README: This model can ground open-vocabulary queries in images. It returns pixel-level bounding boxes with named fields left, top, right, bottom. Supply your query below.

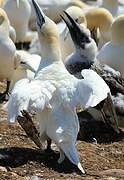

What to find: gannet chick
left=97, top=15, right=124, bottom=77
left=5, top=0, right=110, bottom=174
left=100, top=0, right=124, bottom=18
left=62, top=11, right=97, bottom=78
left=3, top=0, right=37, bottom=43
left=85, top=8, right=114, bottom=48
left=10, top=50, right=41, bottom=91
left=28, top=0, right=88, bottom=30
left=29, top=6, right=87, bottom=60
left=0, top=8, right=16, bottom=100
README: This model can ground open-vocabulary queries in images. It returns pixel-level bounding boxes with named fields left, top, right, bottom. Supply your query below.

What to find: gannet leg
left=0, top=81, right=10, bottom=101
left=58, top=149, right=65, bottom=164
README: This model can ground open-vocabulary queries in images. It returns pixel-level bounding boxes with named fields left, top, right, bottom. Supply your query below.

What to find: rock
left=99, top=169, right=124, bottom=178
left=0, top=166, right=7, bottom=172
left=106, top=177, right=116, bottom=180
left=30, top=176, right=39, bottom=180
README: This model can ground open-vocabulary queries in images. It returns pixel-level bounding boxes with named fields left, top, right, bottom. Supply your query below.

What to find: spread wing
left=4, top=78, right=56, bottom=122
left=58, top=69, right=110, bottom=109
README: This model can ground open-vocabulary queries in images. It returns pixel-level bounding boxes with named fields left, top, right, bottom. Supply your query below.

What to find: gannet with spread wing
left=5, top=0, right=110, bottom=173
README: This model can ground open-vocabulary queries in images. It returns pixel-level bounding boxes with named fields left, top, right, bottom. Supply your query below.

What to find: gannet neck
left=0, top=8, right=9, bottom=37
left=85, top=8, right=113, bottom=32
left=75, top=38, right=97, bottom=61
left=32, top=0, right=61, bottom=62
left=111, top=15, right=124, bottom=45
left=102, top=0, right=118, bottom=9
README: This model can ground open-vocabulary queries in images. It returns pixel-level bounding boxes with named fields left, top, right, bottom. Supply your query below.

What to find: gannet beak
left=32, top=0, right=45, bottom=29
left=16, top=0, right=19, bottom=8
left=61, top=11, right=90, bottom=47
left=20, top=61, right=36, bottom=73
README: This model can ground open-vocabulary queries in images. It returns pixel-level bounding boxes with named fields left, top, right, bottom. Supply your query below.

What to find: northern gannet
left=85, top=8, right=114, bottom=48
left=0, top=8, right=16, bottom=100
left=97, top=15, right=124, bottom=77
left=3, top=0, right=37, bottom=43
left=5, top=0, right=110, bottom=173
left=29, top=6, right=87, bottom=60
left=28, top=0, right=88, bottom=30
left=62, top=11, right=97, bottom=78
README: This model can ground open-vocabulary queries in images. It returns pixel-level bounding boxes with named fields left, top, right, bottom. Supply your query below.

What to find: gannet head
left=0, top=8, right=10, bottom=36
left=111, top=15, right=124, bottom=45
left=61, top=11, right=91, bottom=48
left=14, top=50, right=36, bottom=72
left=65, top=6, right=87, bottom=27
left=32, top=0, right=61, bottom=61
left=85, top=8, right=113, bottom=32
left=62, top=11, right=97, bottom=60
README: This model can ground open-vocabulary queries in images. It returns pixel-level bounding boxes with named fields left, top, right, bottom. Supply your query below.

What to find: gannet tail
left=60, top=144, right=85, bottom=174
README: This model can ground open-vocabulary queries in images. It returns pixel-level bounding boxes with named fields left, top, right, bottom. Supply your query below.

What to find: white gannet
left=5, top=0, right=110, bottom=173
left=0, top=8, right=16, bottom=100
left=3, top=0, right=37, bottom=43
left=10, top=50, right=41, bottom=91
left=85, top=8, right=114, bottom=48
left=28, top=0, right=88, bottom=30
left=29, top=6, right=87, bottom=60
left=62, top=11, right=97, bottom=78
left=97, top=15, right=124, bottom=77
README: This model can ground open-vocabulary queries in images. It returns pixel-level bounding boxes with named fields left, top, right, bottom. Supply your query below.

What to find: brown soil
left=0, top=81, right=124, bottom=180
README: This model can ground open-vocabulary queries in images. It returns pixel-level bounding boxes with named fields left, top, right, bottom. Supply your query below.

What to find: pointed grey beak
left=32, top=0, right=45, bottom=28
left=61, top=11, right=90, bottom=47
left=20, top=61, right=36, bottom=73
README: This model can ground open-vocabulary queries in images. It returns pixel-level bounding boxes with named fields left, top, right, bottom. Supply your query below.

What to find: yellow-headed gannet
left=3, top=0, right=37, bottom=43
left=5, top=0, right=110, bottom=173
left=97, top=14, right=124, bottom=77
left=85, top=8, right=114, bottom=48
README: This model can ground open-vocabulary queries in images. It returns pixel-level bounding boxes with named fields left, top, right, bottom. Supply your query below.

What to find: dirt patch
left=0, top=81, right=124, bottom=180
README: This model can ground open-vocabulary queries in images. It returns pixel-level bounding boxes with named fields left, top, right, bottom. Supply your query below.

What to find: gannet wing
left=4, top=78, right=56, bottom=122
left=59, top=69, right=110, bottom=109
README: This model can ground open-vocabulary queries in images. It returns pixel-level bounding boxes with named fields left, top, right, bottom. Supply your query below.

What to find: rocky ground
left=0, top=82, right=124, bottom=180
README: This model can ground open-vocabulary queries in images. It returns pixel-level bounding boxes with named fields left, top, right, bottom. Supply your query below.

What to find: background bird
left=3, top=0, right=37, bottom=44
left=97, top=14, right=124, bottom=77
